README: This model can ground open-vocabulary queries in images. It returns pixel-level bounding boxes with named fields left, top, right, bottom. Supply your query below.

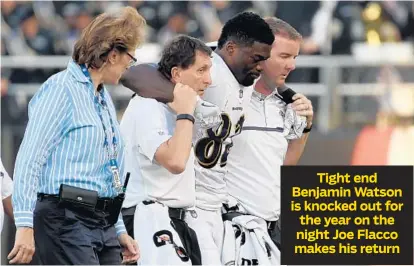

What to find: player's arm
left=284, top=131, right=311, bottom=165
left=284, top=93, right=313, bottom=165
left=155, top=121, right=194, bottom=174
left=138, top=84, right=198, bottom=174
left=121, top=63, right=174, bottom=104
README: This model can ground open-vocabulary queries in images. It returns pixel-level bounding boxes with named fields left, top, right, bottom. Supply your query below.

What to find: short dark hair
left=217, top=12, right=274, bottom=49
left=158, top=35, right=213, bottom=80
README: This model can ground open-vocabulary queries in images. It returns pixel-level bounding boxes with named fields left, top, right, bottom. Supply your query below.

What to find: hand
left=8, top=227, right=35, bottom=264
left=291, top=93, right=313, bottom=127
left=168, top=83, right=198, bottom=115
left=118, top=233, right=140, bottom=264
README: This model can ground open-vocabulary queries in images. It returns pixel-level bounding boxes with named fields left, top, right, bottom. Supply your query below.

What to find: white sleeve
left=0, top=160, right=13, bottom=199
left=134, top=100, right=172, bottom=162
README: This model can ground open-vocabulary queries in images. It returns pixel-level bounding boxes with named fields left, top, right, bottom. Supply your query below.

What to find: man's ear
left=225, top=41, right=237, bottom=56
left=171, top=66, right=180, bottom=83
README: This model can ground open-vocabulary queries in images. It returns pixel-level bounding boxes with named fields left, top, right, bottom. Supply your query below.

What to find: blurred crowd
left=2, top=0, right=414, bottom=85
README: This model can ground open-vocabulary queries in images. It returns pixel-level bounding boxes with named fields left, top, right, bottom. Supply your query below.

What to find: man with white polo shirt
left=120, top=35, right=214, bottom=265
left=225, top=17, right=314, bottom=251
left=120, top=12, right=275, bottom=265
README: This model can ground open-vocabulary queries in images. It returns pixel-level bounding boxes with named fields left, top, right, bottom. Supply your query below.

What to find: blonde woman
left=9, top=7, right=146, bottom=265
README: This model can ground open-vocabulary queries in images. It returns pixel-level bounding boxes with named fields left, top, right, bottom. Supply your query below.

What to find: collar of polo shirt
left=252, top=89, right=281, bottom=101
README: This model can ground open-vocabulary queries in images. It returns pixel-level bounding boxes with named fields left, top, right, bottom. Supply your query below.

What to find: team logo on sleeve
left=153, top=230, right=189, bottom=262
left=157, top=129, right=166, bottom=136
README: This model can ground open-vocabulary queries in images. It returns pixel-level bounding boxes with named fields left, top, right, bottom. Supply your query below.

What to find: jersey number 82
left=195, top=113, right=244, bottom=169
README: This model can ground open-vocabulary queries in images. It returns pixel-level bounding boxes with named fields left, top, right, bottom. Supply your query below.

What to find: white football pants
left=133, top=202, right=192, bottom=265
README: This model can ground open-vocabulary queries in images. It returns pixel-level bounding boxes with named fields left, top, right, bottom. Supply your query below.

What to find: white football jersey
left=193, top=52, right=253, bottom=211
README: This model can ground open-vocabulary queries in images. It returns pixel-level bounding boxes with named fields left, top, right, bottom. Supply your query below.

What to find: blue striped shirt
left=12, top=59, right=126, bottom=235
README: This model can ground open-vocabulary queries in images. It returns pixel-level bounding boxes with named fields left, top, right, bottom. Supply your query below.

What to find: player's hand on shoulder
left=168, top=83, right=198, bottom=115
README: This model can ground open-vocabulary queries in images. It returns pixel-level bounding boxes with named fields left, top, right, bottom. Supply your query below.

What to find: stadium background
left=1, top=1, right=414, bottom=264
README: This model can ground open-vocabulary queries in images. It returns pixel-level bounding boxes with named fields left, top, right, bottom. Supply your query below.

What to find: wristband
left=303, top=124, right=312, bottom=133
left=176, top=114, right=195, bottom=124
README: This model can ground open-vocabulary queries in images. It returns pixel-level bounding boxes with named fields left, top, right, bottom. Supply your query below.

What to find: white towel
left=282, top=103, right=307, bottom=140
left=193, top=97, right=222, bottom=142
left=222, top=214, right=281, bottom=266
